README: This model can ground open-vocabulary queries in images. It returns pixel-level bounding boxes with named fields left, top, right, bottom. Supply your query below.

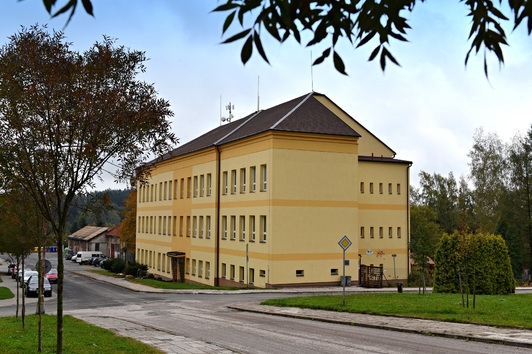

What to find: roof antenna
left=257, top=75, right=260, bottom=112
left=221, top=99, right=234, bottom=125
left=310, top=51, right=314, bottom=92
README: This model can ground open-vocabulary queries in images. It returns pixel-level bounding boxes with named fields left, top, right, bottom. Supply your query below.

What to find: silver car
left=25, top=275, right=52, bottom=297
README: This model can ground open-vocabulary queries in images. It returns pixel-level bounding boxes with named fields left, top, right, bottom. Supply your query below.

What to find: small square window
left=296, top=270, right=304, bottom=277
left=330, top=269, right=338, bottom=275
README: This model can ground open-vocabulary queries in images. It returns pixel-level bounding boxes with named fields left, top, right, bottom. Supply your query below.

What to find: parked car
left=92, top=257, right=106, bottom=267
left=21, top=270, right=38, bottom=287
left=12, top=265, right=22, bottom=279
left=25, top=275, right=52, bottom=297
left=7, top=263, right=16, bottom=275
left=44, top=269, right=58, bottom=284
left=71, top=255, right=77, bottom=262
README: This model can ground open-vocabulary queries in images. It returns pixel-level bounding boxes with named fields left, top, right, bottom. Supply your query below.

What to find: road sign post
left=338, top=235, right=352, bottom=305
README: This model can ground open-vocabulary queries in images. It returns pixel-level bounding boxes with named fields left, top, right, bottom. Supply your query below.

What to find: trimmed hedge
left=433, top=231, right=515, bottom=294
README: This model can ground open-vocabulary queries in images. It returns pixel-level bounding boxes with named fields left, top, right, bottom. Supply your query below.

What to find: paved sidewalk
left=1, top=262, right=532, bottom=352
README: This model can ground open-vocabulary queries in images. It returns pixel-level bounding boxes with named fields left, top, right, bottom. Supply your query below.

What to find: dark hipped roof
left=157, top=92, right=361, bottom=162
left=67, top=226, right=109, bottom=241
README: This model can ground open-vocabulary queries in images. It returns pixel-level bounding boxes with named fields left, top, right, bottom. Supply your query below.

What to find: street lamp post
left=392, top=254, right=397, bottom=281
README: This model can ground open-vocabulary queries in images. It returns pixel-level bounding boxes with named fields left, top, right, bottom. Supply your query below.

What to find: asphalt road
left=1, top=253, right=529, bottom=353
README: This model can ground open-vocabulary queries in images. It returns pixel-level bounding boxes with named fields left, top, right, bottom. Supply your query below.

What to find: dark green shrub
left=124, top=262, right=148, bottom=277
left=110, top=258, right=126, bottom=274
left=434, top=231, right=515, bottom=294
left=101, top=259, right=112, bottom=271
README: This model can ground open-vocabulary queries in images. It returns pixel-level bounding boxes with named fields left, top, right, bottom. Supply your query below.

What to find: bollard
left=397, top=282, right=403, bottom=293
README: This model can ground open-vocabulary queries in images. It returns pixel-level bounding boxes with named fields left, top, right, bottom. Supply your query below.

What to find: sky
left=1, top=1, right=530, bottom=191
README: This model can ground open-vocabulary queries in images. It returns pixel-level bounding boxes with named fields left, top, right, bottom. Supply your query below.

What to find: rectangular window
left=360, top=227, right=365, bottom=239
left=198, top=261, right=203, bottom=278
left=259, top=269, right=266, bottom=277
left=296, top=270, right=304, bottom=277
left=173, top=179, right=178, bottom=199
left=193, top=176, right=198, bottom=197
left=223, top=171, right=228, bottom=194
left=240, top=168, right=246, bottom=193
left=250, top=215, right=256, bottom=242
left=199, top=216, right=204, bottom=238
left=360, top=182, right=364, bottom=193
left=239, top=266, right=245, bottom=282
left=397, top=227, right=402, bottom=238
left=249, top=268, right=255, bottom=284
left=172, top=216, right=177, bottom=236
left=164, top=181, right=168, bottom=200
left=206, top=216, right=211, bottom=239
left=379, top=226, right=383, bottom=238
left=388, top=227, right=393, bottom=238
left=221, top=263, right=226, bottom=278
left=379, top=183, right=383, bottom=194
left=180, top=178, right=185, bottom=199
left=158, top=216, right=162, bottom=235
left=222, top=216, right=227, bottom=240
left=186, top=258, right=190, bottom=274
left=179, top=216, right=184, bottom=236
left=207, top=173, right=212, bottom=196
left=260, top=215, right=267, bottom=242
left=159, top=182, right=163, bottom=201
left=192, top=216, right=197, bottom=237
left=370, top=226, right=374, bottom=238
left=240, top=215, right=246, bottom=241
left=260, top=164, right=267, bottom=191
left=192, top=259, right=196, bottom=276
left=186, top=216, right=191, bottom=237
left=200, top=175, right=205, bottom=197
left=187, top=177, right=191, bottom=198
left=231, top=169, right=237, bottom=194
left=331, top=269, right=338, bottom=275
left=206, top=262, right=210, bottom=279
left=397, top=183, right=401, bottom=195
left=388, top=183, right=392, bottom=194
left=250, top=166, right=256, bottom=192
left=370, top=182, right=374, bottom=194
left=230, top=215, right=236, bottom=240
left=230, top=265, right=235, bottom=280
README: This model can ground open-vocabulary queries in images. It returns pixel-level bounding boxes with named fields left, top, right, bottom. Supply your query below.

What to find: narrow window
left=180, top=178, right=184, bottom=198
left=207, top=173, right=212, bottom=196
left=222, top=216, right=227, bottom=239
left=186, top=216, right=191, bottom=237
left=198, top=261, right=203, bottom=278
left=221, top=263, right=226, bottom=278
left=193, top=176, right=198, bottom=197
left=370, top=226, right=374, bottom=238
left=173, top=216, right=177, bottom=236
left=159, top=182, right=163, bottom=201
left=186, top=258, right=190, bottom=274
left=179, top=216, right=184, bottom=236
left=250, top=166, right=256, bottom=192
left=206, top=216, right=211, bottom=239
left=360, top=226, right=365, bottom=239
left=231, top=215, right=236, bottom=240
left=240, top=215, right=246, bottom=241
left=360, top=182, right=364, bottom=193
left=239, top=266, right=245, bottom=282
left=397, top=227, right=402, bottom=238
left=206, top=262, right=210, bottom=279
left=249, top=268, right=255, bottom=284
left=379, top=183, right=383, bottom=194
left=192, top=216, right=197, bottom=237
left=369, top=182, right=374, bottom=194
left=240, top=168, right=246, bottom=193
left=250, top=215, right=256, bottom=242
left=231, top=169, right=237, bottom=194
left=260, top=164, right=267, bottom=191
left=230, top=265, right=235, bottom=280
left=397, top=183, right=401, bottom=195
left=379, top=226, right=383, bottom=238
left=199, top=216, right=204, bottom=238
left=200, top=175, right=205, bottom=197
left=192, top=259, right=196, bottom=276
left=388, top=183, right=392, bottom=194
left=388, top=227, right=393, bottom=238
left=173, top=179, right=178, bottom=199
left=260, top=215, right=267, bottom=242
left=223, top=171, right=228, bottom=194
left=164, top=181, right=168, bottom=200
left=187, top=177, right=191, bottom=198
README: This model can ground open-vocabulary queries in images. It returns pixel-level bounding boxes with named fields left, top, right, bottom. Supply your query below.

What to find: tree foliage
left=434, top=231, right=515, bottom=295
left=0, top=25, right=176, bottom=353
left=36, top=0, right=532, bottom=76
left=119, top=189, right=137, bottom=256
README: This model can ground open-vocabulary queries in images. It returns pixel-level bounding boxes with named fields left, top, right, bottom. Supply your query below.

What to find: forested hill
left=67, top=189, right=131, bottom=233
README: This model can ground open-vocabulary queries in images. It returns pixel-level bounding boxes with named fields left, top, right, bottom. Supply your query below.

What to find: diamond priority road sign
left=338, top=235, right=352, bottom=251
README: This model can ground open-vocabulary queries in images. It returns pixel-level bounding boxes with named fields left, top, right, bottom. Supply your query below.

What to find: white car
left=21, top=270, right=38, bottom=287
left=25, top=275, right=52, bottom=297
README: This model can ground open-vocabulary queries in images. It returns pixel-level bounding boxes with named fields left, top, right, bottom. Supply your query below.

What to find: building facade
left=136, top=93, right=411, bottom=288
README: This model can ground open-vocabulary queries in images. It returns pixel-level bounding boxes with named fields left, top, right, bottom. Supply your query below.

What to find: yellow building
left=136, top=92, right=411, bottom=288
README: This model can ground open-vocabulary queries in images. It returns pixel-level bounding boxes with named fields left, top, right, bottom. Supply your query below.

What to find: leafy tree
left=417, top=171, right=459, bottom=233
left=409, top=205, right=442, bottom=292
left=35, top=0, right=532, bottom=76
left=0, top=26, right=176, bottom=353
left=468, top=128, right=508, bottom=234
left=119, top=189, right=137, bottom=262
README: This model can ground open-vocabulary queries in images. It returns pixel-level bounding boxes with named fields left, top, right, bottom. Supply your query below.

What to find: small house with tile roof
left=68, top=226, right=112, bottom=256
left=136, top=92, right=412, bottom=287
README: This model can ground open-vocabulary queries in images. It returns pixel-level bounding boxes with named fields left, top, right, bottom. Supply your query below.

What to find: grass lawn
left=262, top=293, right=532, bottom=329
left=0, top=314, right=162, bottom=353
left=0, top=286, right=14, bottom=300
